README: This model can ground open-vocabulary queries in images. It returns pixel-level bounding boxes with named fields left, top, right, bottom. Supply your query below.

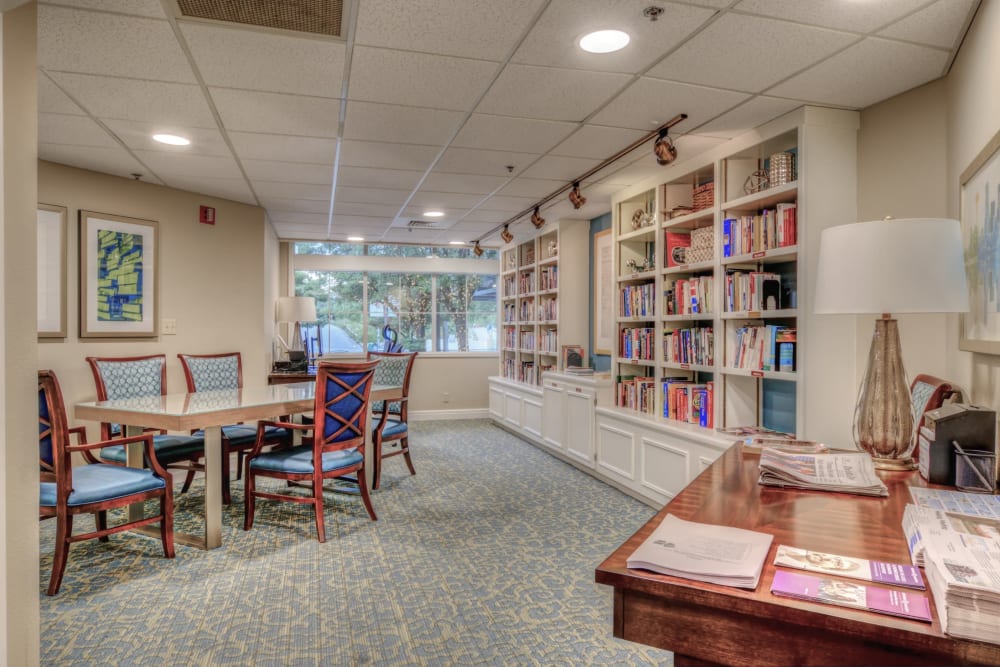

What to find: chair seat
left=40, top=464, right=166, bottom=507
left=191, top=424, right=292, bottom=447
left=375, top=418, right=407, bottom=438
left=99, top=434, right=204, bottom=465
left=249, top=444, right=362, bottom=474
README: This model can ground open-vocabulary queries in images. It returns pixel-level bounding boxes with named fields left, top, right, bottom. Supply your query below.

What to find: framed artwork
left=562, top=344, right=584, bottom=370
left=79, top=210, right=158, bottom=338
left=37, top=204, right=67, bottom=338
left=593, top=228, right=613, bottom=355
left=959, top=125, right=1000, bottom=353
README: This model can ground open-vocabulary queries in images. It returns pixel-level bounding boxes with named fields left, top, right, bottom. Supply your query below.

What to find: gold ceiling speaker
left=500, top=225, right=514, bottom=243
left=530, top=207, right=545, bottom=229
left=568, top=182, right=587, bottom=209
left=473, top=241, right=484, bottom=257
left=654, top=128, right=678, bottom=165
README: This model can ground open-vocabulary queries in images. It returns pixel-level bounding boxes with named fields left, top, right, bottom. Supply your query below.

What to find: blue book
left=723, top=218, right=733, bottom=257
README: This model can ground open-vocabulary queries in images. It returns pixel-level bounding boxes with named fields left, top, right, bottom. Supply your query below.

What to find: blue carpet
left=40, top=420, right=673, bottom=666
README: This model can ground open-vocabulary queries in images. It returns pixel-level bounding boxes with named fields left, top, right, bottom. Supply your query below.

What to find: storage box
left=919, top=403, right=997, bottom=488
left=692, top=182, right=714, bottom=211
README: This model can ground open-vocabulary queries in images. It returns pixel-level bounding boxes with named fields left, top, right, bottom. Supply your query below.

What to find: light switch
left=162, top=318, right=177, bottom=335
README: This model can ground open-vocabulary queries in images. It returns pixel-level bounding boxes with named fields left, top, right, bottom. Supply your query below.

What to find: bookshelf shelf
left=721, top=309, right=798, bottom=319
left=662, top=313, right=715, bottom=322
left=721, top=366, right=796, bottom=381
left=662, top=208, right=714, bottom=231
left=662, top=362, right=716, bottom=373
left=721, top=245, right=798, bottom=266
left=722, top=180, right=798, bottom=211
left=663, top=260, right=715, bottom=275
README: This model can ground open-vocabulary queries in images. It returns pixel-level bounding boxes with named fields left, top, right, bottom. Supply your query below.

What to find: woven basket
left=692, top=182, right=714, bottom=211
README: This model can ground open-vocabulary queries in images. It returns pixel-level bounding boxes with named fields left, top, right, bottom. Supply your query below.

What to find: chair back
left=366, top=351, right=417, bottom=416
left=86, top=354, right=167, bottom=440
left=178, top=352, right=243, bottom=392
left=39, top=370, right=71, bottom=491
left=312, top=360, right=379, bottom=455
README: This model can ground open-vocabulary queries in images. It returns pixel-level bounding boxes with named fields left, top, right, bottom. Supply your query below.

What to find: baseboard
left=409, top=408, right=491, bottom=421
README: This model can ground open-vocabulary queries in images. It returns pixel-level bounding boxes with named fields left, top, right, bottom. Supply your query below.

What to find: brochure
left=774, top=545, right=925, bottom=590
left=908, top=487, right=1000, bottom=520
left=770, top=570, right=932, bottom=622
left=757, top=447, right=888, bottom=497
left=901, top=503, right=1000, bottom=566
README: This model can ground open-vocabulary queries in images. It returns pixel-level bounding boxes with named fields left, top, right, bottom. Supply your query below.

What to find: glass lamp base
left=870, top=456, right=917, bottom=471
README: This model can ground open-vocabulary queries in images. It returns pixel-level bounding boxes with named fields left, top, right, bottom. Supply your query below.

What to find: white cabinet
left=541, top=380, right=566, bottom=451
left=487, top=376, right=543, bottom=439
left=540, top=372, right=601, bottom=468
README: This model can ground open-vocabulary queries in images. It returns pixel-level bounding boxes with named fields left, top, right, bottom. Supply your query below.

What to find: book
left=770, top=571, right=932, bottom=622
left=627, top=514, right=773, bottom=589
left=758, top=448, right=889, bottom=497
left=773, top=545, right=925, bottom=589
left=665, top=231, right=691, bottom=268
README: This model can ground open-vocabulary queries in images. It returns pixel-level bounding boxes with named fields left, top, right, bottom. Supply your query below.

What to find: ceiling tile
left=266, top=210, right=328, bottom=225
left=693, top=96, right=803, bottom=138
left=162, top=175, right=256, bottom=205
left=256, top=180, right=334, bottom=200
left=734, top=0, right=932, bottom=33
left=399, top=205, right=470, bottom=222
left=229, top=132, right=337, bottom=165
left=39, top=113, right=118, bottom=148
left=459, top=209, right=511, bottom=224
left=260, top=197, right=331, bottom=214
left=180, top=23, right=344, bottom=97
left=452, top=114, right=577, bottom=153
left=590, top=78, right=750, bottom=131
left=337, top=166, right=425, bottom=190
left=349, top=46, right=498, bottom=111
left=878, top=0, right=977, bottom=49
left=436, top=146, right=540, bottom=177
left=670, top=133, right=730, bottom=157
left=271, top=222, right=327, bottom=239
left=49, top=72, right=216, bottom=127
left=512, top=0, right=715, bottom=73
left=211, top=88, right=341, bottom=137
left=331, top=215, right=396, bottom=231
left=767, top=38, right=949, bottom=108
left=243, top=160, right=333, bottom=185
left=647, top=14, right=857, bottom=93
left=550, top=125, right=647, bottom=159
left=342, top=101, right=465, bottom=144
left=336, top=186, right=411, bottom=205
left=339, top=140, right=440, bottom=171
left=39, top=142, right=150, bottom=180
left=43, top=0, right=167, bottom=19
left=476, top=65, right=630, bottom=122
left=39, top=5, right=195, bottom=83
left=422, top=172, right=509, bottom=195
left=499, top=178, right=563, bottom=198
left=408, top=191, right=487, bottom=209
left=104, top=120, right=231, bottom=155
left=333, top=201, right=402, bottom=218
left=355, top=0, right=543, bottom=60
left=519, top=154, right=602, bottom=181
left=379, top=228, right=442, bottom=243
left=477, top=194, right=537, bottom=212
left=134, top=151, right=243, bottom=180
left=38, top=75, right=85, bottom=115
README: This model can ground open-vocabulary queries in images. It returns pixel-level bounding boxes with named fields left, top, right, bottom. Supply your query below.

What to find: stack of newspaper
left=626, top=514, right=773, bottom=589
left=757, top=448, right=888, bottom=497
left=922, top=529, right=1000, bottom=644
left=902, top=488, right=1000, bottom=566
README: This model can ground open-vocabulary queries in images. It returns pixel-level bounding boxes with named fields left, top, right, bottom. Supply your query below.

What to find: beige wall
left=37, top=161, right=271, bottom=434
left=2, top=4, right=40, bottom=665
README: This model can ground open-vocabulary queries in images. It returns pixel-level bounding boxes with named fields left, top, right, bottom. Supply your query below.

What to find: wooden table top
left=595, top=444, right=1000, bottom=666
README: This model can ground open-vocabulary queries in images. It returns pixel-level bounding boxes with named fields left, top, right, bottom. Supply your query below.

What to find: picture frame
left=37, top=204, right=67, bottom=338
left=562, top=344, right=585, bottom=370
left=79, top=210, right=158, bottom=338
left=959, top=125, right=1000, bottom=353
left=593, top=228, right=613, bottom=355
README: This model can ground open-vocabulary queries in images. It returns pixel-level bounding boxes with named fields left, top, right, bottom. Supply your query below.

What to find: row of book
left=620, top=327, right=655, bottom=361
left=502, top=303, right=516, bottom=323
left=538, top=296, right=557, bottom=321
left=539, top=329, right=558, bottom=354
left=663, top=327, right=714, bottom=366
left=665, top=275, right=713, bottom=315
left=663, top=378, right=714, bottom=427
left=538, top=265, right=558, bottom=291
left=723, top=202, right=797, bottom=257
left=518, top=300, right=534, bottom=321
left=724, top=270, right=782, bottom=312
left=615, top=375, right=657, bottom=414
left=502, top=275, right=516, bottom=298
left=518, top=271, right=534, bottom=293
left=728, top=323, right=796, bottom=372
left=620, top=283, right=656, bottom=318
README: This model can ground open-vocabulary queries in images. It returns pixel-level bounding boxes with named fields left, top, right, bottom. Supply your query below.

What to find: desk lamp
left=275, top=296, right=317, bottom=358
left=814, top=218, right=969, bottom=470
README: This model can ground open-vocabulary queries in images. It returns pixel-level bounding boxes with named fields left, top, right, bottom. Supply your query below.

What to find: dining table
left=75, top=380, right=403, bottom=550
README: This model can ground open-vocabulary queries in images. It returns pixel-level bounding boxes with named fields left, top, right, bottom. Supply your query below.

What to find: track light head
left=473, top=241, right=484, bottom=257
left=530, top=207, right=545, bottom=229
left=654, top=128, right=678, bottom=165
left=500, top=225, right=514, bottom=244
left=568, top=182, right=587, bottom=209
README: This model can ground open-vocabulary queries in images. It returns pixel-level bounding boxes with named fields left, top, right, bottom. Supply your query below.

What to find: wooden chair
left=39, top=370, right=175, bottom=595
left=85, top=354, right=205, bottom=493
left=367, top=351, right=418, bottom=490
left=177, top=352, right=291, bottom=504
left=243, top=360, right=380, bottom=542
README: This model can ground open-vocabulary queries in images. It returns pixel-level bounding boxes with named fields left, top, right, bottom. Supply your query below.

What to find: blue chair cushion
left=40, top=464, right=166, bottom=507
left=99, top=434, right=204, bottom=465
left=191, top=424, right=291, bottom=447
left=375, top=418, right=407, bottom=438
left=249, top=444, right=362, bottom=474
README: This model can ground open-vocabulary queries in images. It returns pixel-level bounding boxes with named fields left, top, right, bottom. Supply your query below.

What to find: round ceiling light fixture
left=423, top=210, right=445, bottom=217
left=579, top=29, right=630, bottom=54
left=347, top=236, right=364, bottom=242
left=152, top=133, right=190, bottom=146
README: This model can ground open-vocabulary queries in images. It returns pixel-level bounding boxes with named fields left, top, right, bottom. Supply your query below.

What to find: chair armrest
left=248, top=420, right=313, bottom=457
left=68, top=433, right=170, bottom=478
left=68, top=425, right=88, bottom=444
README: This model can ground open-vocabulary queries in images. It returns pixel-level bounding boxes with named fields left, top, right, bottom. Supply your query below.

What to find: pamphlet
left=773, top=544, right=925, bottom=590
left=626, top=514, right=773, bottom=589
left=901, top=503, right=1000, bottom=566
left=908, top=487, right=1000, bottom=520
left=922, top=529, right=1000, bottom=643
left=757, top=447, right=888, bottom=497
left=770, top=570, right=932, bottom=622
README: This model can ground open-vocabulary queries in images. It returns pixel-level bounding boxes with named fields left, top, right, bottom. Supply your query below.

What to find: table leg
left=202, top=425, right=222, bottom=550
left=364, top=401, right=375, bottom=490
left=125, top=424, right=146, bottom=523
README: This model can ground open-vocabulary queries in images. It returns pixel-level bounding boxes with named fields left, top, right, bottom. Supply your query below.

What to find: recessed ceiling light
left=449, top=241, right=465, bottom=245
left=579, top=30, right=630, bottom=54
left=152, top=133, right=190, bottom=146
left=347, top=236, right=364, bottom=242
left=424, top=210, right=445, bottom=217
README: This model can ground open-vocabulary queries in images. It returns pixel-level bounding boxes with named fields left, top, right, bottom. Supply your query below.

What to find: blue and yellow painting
left=96, top=228, right=143, bottom=322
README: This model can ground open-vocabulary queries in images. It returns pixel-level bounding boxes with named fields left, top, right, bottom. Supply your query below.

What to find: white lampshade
left=276, top=296, right=317, bottom=323
left=813, top=218, right=969, bottom=314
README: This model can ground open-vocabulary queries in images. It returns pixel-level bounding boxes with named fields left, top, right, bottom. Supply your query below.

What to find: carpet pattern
left=40, top=420, right=672, bottom=666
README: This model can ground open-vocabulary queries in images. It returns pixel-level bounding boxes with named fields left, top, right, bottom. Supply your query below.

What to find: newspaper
left=758, top=447, right=888, bottom=497
left=922, top=528, right=1000, bottom=643
left=908, top=487, right=1000, bottom=520
left=901, top=503, right=1000, bottom=566
left=626, top=514, right=773, bottom=589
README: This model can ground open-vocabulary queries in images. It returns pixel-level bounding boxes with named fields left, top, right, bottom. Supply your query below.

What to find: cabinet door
left=523, top=395, right=543, bottom=439
left=541, top=381, right=566, bottom=451
left=564, top=387, right=596, bottom=468
left=503, top=391, right=523, bottom=428
left=489, top=383, right=505, bottom=420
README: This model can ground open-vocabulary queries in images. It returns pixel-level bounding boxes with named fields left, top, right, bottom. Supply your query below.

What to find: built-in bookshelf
left=609, top=106, right=859, bottom=445
left=499, top=219, right=588, bottom=386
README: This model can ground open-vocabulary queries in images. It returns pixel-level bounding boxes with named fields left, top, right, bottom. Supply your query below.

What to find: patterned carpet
left=40, top=420, right=673, bottom=666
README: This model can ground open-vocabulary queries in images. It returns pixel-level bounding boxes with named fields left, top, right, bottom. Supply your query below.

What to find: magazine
left=770, top=570, right=932, bottom=622
left=757, top=447, right=888, bottom=497
left=773, top=545, right=925, bottom=590
left=626, top=514, right=773, bottom=589
left=901, top=503, right=1000, bottom=566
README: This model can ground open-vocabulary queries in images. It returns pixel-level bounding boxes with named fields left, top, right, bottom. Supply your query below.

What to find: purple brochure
left=771, top=570, right=932, bottom=622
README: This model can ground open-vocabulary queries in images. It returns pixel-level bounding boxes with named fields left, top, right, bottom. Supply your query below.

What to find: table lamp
left=813, top=218, right=969, bottom=470
left=275, top=296, right=317, bottom=357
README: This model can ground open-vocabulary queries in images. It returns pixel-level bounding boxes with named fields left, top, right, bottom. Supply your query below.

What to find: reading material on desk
left=626, top=514, right=773, bottom=589
left=922, top=529, right=1000, bottom=644
left=770, top=571, right=933, bottom=622
left=901, top=503, right=1000, bottom=566
left=774, top=545, right=925, bottom=589
left=908, top=487, right=1000, bottom=520
left=758, top=447, right=888, bottom=497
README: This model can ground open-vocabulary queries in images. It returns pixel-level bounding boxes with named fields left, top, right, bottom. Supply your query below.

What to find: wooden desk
left=595, top=445, right=1000, bottom=667
left=268, top=371, right=315, bottom=385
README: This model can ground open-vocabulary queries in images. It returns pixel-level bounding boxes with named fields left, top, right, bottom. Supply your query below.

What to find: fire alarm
left=199, top=205, right=216, bottom=225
